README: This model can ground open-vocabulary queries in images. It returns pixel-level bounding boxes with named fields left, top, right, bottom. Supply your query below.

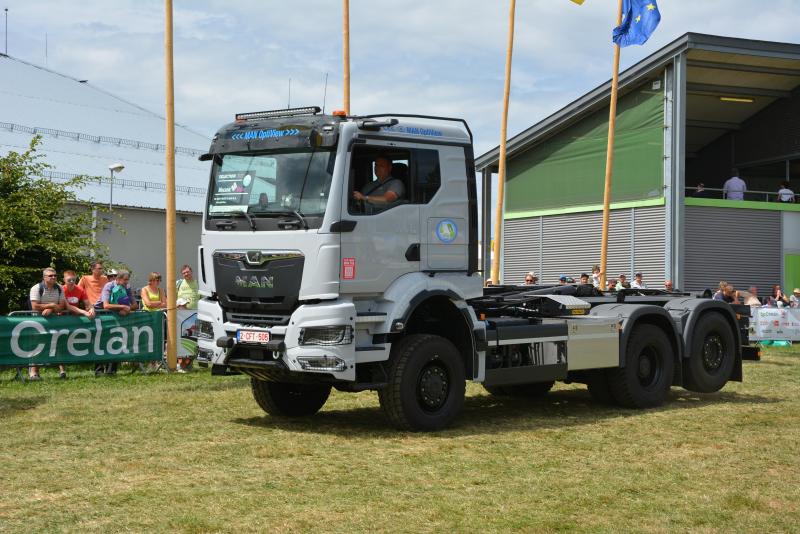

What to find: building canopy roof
left=0, top=54, right=211, bottom=212
left=476, top=33, right=800, bottom=172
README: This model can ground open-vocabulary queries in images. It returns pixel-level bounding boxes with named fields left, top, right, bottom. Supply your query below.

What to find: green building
left=477, top=33, right=800, bottom=294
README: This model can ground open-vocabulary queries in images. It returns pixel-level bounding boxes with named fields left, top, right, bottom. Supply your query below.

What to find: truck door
left=417, top=145, right=470, bottom=272
left=339, top=142, right=421, bottom=295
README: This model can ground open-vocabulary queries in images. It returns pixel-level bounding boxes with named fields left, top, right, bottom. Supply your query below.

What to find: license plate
left=237, top=330, right=270, bottom=344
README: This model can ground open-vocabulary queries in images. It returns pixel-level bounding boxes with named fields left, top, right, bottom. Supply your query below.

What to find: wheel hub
left=418, top=363, right=449, bottom=411
left=637, top=346, right=660, bottom=388
left=702, top=335, right=724, bottom=371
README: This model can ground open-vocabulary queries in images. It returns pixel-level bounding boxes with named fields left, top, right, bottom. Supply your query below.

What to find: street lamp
left=108, top=162, right=124, bottom=209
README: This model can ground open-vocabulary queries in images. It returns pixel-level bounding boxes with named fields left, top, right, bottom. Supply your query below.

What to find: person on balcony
left=776, top=181, right=795, bottom=203
left=722, top=169, right=747, bottom=200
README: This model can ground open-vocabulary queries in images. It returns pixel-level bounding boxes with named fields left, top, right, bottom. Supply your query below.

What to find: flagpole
left=599, top=0, right=624, bottom=291
left=164, top=0, right=178, bottom=371
left=490, top=0, right=516, bottom=285
left=342, top=0, right=350, bottom=114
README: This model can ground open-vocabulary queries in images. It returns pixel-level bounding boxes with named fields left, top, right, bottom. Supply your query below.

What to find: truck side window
left=349, top=146, right=441, bottom=215
left=413, top=149, right=441, bottom=204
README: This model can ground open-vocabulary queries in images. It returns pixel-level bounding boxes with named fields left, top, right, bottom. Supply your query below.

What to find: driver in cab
left=352, top=155, right=405, bottom=207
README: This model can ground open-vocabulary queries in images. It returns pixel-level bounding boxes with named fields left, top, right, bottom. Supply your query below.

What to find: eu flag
left=612, top=0, right=661, bottom=47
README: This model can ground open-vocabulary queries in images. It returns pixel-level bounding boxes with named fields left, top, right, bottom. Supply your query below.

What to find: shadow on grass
left=754, top=359, right=796, bottom=367
left=0, top=396, right=47, bottom=416
left=233, top=387, right=780, bottom=437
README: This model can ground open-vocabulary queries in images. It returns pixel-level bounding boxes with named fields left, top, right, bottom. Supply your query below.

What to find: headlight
left=298, top=326, right=353, bottom=346
left=197, top=319, right=214, bottom=339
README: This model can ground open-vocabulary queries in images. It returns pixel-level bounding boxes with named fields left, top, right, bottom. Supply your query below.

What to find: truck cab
left=196, top=107, right=481, bottom=381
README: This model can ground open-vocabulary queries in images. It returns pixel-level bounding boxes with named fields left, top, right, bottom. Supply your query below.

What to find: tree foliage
left=0, top=137, right=107, bottom=313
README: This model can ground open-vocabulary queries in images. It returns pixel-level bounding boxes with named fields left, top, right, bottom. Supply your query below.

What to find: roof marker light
left=235, top=106, right=321, bottom=121
left=332, top=110, right=347, bottom=117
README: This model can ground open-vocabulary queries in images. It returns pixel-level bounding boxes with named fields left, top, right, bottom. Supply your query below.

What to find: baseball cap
left=107, top=269, right=118, bottom=276
left=635, top=272, right=642, bottom=277
left=794, top=288, right=800, bottom=295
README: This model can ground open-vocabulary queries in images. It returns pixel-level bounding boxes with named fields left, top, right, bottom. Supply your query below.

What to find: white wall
left=96, top=207, right=202, bottom=289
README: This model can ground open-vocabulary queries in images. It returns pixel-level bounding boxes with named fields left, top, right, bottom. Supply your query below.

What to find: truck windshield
left=207, top=150, right=335, bottom=217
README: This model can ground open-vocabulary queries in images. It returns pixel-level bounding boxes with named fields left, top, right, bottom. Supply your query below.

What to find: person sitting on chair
left=352, top=155, right=405, bottom=207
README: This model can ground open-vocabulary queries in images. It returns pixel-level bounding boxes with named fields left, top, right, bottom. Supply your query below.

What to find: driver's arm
left=353, top=190, right=399, bottom=204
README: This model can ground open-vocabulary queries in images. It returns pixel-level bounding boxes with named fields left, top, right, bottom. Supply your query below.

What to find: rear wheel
left=608, top=324, right=674, bottom=408
left=251, top=379, right=331, bottom=417
left=378, top=334, right=465, bottom=431
left=683, top=312, right=736, bottom=393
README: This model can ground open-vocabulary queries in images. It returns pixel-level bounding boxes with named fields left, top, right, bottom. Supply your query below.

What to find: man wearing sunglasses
left=55, top=270, right=96, bottom=379
left=63, top=270, right=96, bottom=319
left=28, top=267, right=67, bottom=380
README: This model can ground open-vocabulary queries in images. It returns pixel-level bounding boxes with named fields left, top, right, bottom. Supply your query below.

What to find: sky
left=4, top=0, right=800, bottom=158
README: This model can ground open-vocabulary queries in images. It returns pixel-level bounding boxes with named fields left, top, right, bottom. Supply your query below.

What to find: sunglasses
left=65, top=278, right=76, bottom=283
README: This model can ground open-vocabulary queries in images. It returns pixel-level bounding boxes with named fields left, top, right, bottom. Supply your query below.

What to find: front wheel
left=251, top=379, right=331, bottom=417
left=607, top=324, right=675, bottom=408
left=378, top=334, right=465, bottom=431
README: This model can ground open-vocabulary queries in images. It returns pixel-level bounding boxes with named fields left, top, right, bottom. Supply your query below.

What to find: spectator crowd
left=691, top=168, right=796, bottom=203
left=500, top=266, right=799, bottom=316
left=24, top=261, right=199, bottom=380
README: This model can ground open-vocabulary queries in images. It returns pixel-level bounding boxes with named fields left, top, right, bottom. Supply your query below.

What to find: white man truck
left=195, top=106, right=751, bottom=431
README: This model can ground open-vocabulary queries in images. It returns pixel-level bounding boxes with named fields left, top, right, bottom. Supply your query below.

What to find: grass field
left=1, top=347, right=799, bottom=533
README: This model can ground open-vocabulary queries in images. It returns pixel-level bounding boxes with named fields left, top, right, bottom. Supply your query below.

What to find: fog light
left=298, top=326, right=353, bottom=346
left=197, top=348, right=214, bottom=362
left=297, top=355, right=347, bottom=372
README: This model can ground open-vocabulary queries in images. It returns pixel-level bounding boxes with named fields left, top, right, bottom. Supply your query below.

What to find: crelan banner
left=0, top=312, right=164, bottom=366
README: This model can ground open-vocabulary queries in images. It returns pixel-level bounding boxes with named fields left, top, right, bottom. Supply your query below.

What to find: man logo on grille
left=235, top=275, right=274, bottom=289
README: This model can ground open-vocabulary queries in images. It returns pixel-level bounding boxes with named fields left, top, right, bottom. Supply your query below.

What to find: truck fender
left=663, top=298, right=743, bottom=382
left=374, top=273, right=478, bottom=379
left=590, top=303, right=683, bottom=384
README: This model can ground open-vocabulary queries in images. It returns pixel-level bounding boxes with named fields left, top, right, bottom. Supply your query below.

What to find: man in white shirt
left=777, top=181, right=795, bottom=203
left=631, top=272, right=647, bottom=289
left=723, top=169, right=747, bottom=200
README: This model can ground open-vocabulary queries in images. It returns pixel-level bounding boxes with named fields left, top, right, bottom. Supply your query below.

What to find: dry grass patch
left=1, top=347, right=799, bottom=533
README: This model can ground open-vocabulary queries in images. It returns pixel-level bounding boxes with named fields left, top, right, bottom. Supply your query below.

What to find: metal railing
left=42, top=169, right=207, bottom=197
left=0, top=121, right=205, bottom=157
left=685, top=186, right=797, bottom=203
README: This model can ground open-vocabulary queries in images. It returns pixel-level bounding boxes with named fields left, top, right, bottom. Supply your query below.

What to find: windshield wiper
left=258, top=209, right=309, bottom=230
left=212, top=210, right=256, bottom=231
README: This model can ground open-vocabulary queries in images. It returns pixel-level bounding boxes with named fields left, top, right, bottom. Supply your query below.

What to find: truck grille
left=213, top=250, right=304, bottom=315
left=225, top=311, right=290, bottom=327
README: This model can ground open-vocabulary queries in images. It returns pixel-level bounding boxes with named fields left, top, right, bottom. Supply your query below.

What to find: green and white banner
left=0, top=312, right=164, bottom=366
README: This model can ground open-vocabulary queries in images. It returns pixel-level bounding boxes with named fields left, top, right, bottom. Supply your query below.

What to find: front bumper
left=197, top=298, right=358, bottom=381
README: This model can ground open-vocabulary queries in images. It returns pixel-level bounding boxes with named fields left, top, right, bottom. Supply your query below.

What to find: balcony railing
left=685, top=187, right=797, bottom=203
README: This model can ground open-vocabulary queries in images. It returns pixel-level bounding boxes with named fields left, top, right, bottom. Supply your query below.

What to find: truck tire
left=378, top=334, right=465, bottom=431
left=607, top=324, right=674, bottom=408
left=251, top=378, right=331, bottom=417
left=683, top=312, right=736, bottom=393
left=585, top=370, right=615, bottom=405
